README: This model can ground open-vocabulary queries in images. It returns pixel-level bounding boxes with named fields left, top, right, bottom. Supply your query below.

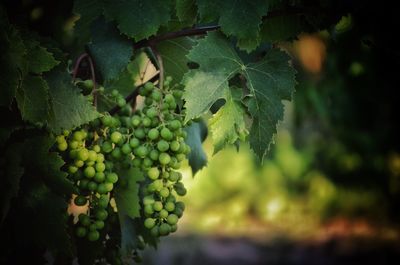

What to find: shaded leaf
left=185, top=120, right=208, bottom=174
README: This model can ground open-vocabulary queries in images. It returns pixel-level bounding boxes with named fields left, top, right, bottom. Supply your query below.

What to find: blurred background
left=3, top=1, right=400, bottom=264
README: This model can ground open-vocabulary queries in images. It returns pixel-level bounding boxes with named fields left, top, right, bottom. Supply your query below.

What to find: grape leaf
left=183, top=32, right=296, bottom=161
left=157, top=37, right=195, bottom=82
left=23, top=38, right=59, bottom=74
left=196, top=0, right=269, bottom=51
left=114, top=167, right=144, bottom=219
left=103, top=0, right=172, bottom=41
left=47, top=71, right=100, bottom=133
left=0, top=143, right=24, bottom=223
left=185, top=120, right=208, bottom=174
left=15, top=75, right=50, bottom=125
left=88, top=18, right=133, bottom=81
left=0, top=18, right=26, bottom=107
left=175, top=0, right=197, bottom=25
left=209, top=89, right=247, bottom=153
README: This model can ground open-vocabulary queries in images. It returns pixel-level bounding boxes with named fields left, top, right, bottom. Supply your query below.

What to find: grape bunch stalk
left=55, top=76, right=190, bottom=257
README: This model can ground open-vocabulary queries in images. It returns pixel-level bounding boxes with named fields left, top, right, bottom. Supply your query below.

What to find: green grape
left=97, top=183, right=108, bottom=194
left=166, top=214, right=178, bottom=225
left=142, top=117, right=152, bottom=127
left=79, top=179, right=89, bottom=189
left=96, top=209, right=108, bottom=221
left=110, top=131, right=122, bottom=144
left=143, top=195, right=155, bottom=205
left=84, top=166, right=96, bottom=178
left=58, top=142, right=68, bottom=151
left=170, top=224, right=178, bottom=233
left=146, top=107, right=158, bottom=118
left=135, top=145, right=148, bottom=158
left=93, top=145, right=101, bottom=153
left=149, top=149, right=159, bottom=161
left=105, top=173, right=117, bottom=184
left=87, top=181, right=98, bottom=191
left=144, top=204, right=154, bottom=215
left=68, top=165, right=78, bottom=174
left=148, top=128, right=159, bottom=140
left=102, top=141, right=113, bottom=153
left=159, top=209, right=168, bottom=219
left=157, top=140, right=169, bottom=152
left=144, top=218, right=156, bottom=229
left=151, top=91, right=162, bottom=101
left=131, top=116, right=141, bottom=127
left=165, top=202, right=175, bottom=212
left=170, top=141, right=180, bottom=152
left=104, top=182, right=114, bottom=192
left=159, top=153, right=171, bottom=165
left=144, top=82, right=154, bottom=92
left=98, top=195, right=109, bottom=208
left=88, top=150, right=97, bottom=161
left=129, top=138, right=140, bottom=148
left=159, top=187, right=170, bottom=198
left=69, top=140, right=79, bottom=149
left=74, top=195, right=87, bottom=206
left=79, top=214, right=91, bottom=226
left=134, top=128, right=146, bottom=139
left=89, top=223, right=97, bottom=231
left=159, top=223, right=171, bottom=236
left=95, top=220, right=105, bottom=229
left=150, top=226, right=159, bottom=237
left=87, top=230, right=100, bottom=241
left=160, top=128, right=173, bottom=141
left=76, top=226, right=87, bottom=238
left=147, top=167, right=160, bottom=180
left=175, top=201, right=185, bottom=211
left=153, top=201, right=163, bottom=211
left=95, top=162, right=106, bottom=172
left=111, top=147, right=122, bottom=159
left=121, top=143, right=132, bottom=154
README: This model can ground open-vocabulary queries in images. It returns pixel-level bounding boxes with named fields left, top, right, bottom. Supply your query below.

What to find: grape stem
left=149, top=44, right=164, bottom=90
left=72, top=52, right=98, bottom=107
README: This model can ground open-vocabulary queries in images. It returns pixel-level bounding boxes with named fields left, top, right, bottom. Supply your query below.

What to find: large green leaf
left=157, top=37, right=195, bottom=82
left=175, top=0, right=197, bottom=25
left=15, top=75, right=50, bottom=125
left=47, top=71, right=100, bottom=133
left=209, top=89, right=247, bottom=153
left=183, top=32, right=296, bottom=161
left=88, top=19, right=133, bottom=81
left=23, top=38, right=59, bottom=74
left=260, top=15, right=307, bottom=42
left=103, top=0, right=172, bottom=41
left=196, top=0, right=269, bottom=51
left=73, top=0, right=104, bottom=43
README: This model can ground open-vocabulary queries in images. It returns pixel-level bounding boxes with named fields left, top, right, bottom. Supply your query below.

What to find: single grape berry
left=148, top=128, right=159, bottom=140
left=159, top=187, right=170, bottom=198
left=110, top=131, right=122, bottom=144
left=159, top=153, right=171, bottom=165
left=84, top=166, right=96, bottom=178
left=144, top=218, right=156, bottom=229
left=96, top=209, right=108, bottom=221
left=147, top=167, right=160, bottom=180
left=157, top=140, right=169, bottom=152
left=159, top=209, right=169, bottom=218
left=153, top=201, right=163, bottom=211
left=159, top=223, right=171, bottom=236
left=74, top=195, right=87, bottom=206
left=76, top=226, right=87, bottom=238
left=121, top=143, right=132, bottom=155
left=167, top=214, right=179, bottom=225
left=129, top=138, right=140, bottom=148
left=160, top=128, right=173, bottom=141
left=79, top=214, right=91, bottom=226
left=87, top=230, right=100, bottom=241
left=95, top=162, right=106, bottom=172
left=165, top=201, right=175, bottom=212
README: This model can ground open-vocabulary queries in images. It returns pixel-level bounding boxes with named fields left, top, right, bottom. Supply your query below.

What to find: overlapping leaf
left=183, top=32, right=296, bottom=161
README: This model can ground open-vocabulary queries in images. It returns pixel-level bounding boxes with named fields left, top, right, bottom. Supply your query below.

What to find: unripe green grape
left=58, top=142, right=68, bottom=151
left=79, top=214, right=91, bottom=226
left=159, top=153, right=171, bottom=165
left=87, top=181, right=98, bottom=191
left=56, top=135, right=65, bottom=144
left=106, top=172, right=118, bottom=184
left=111, top=147, right=122, bottom=159
left=98, top=195, right=109, bottom=208
left=160, top=103, right=169, bottom=111
left=149, top=149, right=159, bottom=161
left=104, top=182, right=114, bottom=192
left=134, top=128, right=146, bottom=139
left=69, top=150, right=78, bottom=159
left=105, top=161, right=114, bottom=170
left=131, top=116, right=141, bottom=127
left=87, top=230, right=100, bottom=241
left=151, top=91, right=162, bottom=101
left=95, top=162, right=106, bottom=172
left=176, top=153, right=186, bottom=162
left=121, top=143, right=132, bottom=154
left=167, top=214, right=179, bottom=225
left=144, top=82, right=154, bottom=92
left=117, top=97, right=126, bottom=107
left=69, top=140, right=79, bottom=150
left=102, top=116, right=113, bottom=127
left=164, top=94, right=174, bottom=104
left=151, top=117, right=160, bottom=127
left=170, top=141, right=180, bottom=152
left=102, top=141, right=113, bottom=153
left=166, top=195, right=176, bottom=203
left=173, top=90, right=183, bottom=99
left=76, top=226, right=87, bottom=238
left=86, top=161, right=95, bottom=167
left=161, top=171, right=170, bottom=179
left=175, top=187, right=187, bottom=196
left=111, top=89, right=119, bottom=97
left=95, top=220, right=105, bottom=229
left=169, top=120, right=182, bottom=131
left=142, top=117, right=151, bottom=127
left=68, top=165, right=78, bottom=174
left=146, top=107, right=158, bottom=118
left=142, top=158, right=153, bottom=168
left=143, top=195, right=155, bottom=205
left=165, top=202, right=175, bottom=212
left=148, top=128, right=159, bottom=140
left=147, top=167, right=160, bottom=180
left=150, top=226, right=159, bottom=237
left=129, top=140, right=140, bottom=152
left=159, top=223, right=171, bottom=236
left=175, top=201, right=185, bottom=211
left=73, top=131, right=85, bottom=141
left=160, top=128, right=173, bottom=141
left=152, top=179, right=163, bottom=191
left=159, top=187, right=170, bottom=198
left=144, top=204, right=154, bottom=215
left=168, top=101, right=177, bottom=110
left=110, top=131, right=122, bottom=144
left=169, top=171, right=181, bottom=182
left=74, top=195, right=87, bottom=206
left=97, top=183, right=108, bottom=194
left=96, top=209, right=108, bottom=221
left=144, top=218, right=156, bottom=229
left=93, top=145, right=101, bottom=153
left=135, top=145, right=148, bottom=158
left=88, top=150, right=98, bottom=161
left=153, top=201, right=163, bottom=211
left=159, top=209, right=169, bottom=218
left=170, top=224, right=178, bottom=233
left=157, top=140, right=169, bottom=152
left=174, top=207, right=183, bottom=218
left=95, top=153, right=104, bottom=163
left=132, top=158, right=142, bottom=167
left=83, top=166, right=95, bottom=178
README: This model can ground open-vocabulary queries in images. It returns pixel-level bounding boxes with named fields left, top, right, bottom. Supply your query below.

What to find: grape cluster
left=56, top=76, right=190, bottom=245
